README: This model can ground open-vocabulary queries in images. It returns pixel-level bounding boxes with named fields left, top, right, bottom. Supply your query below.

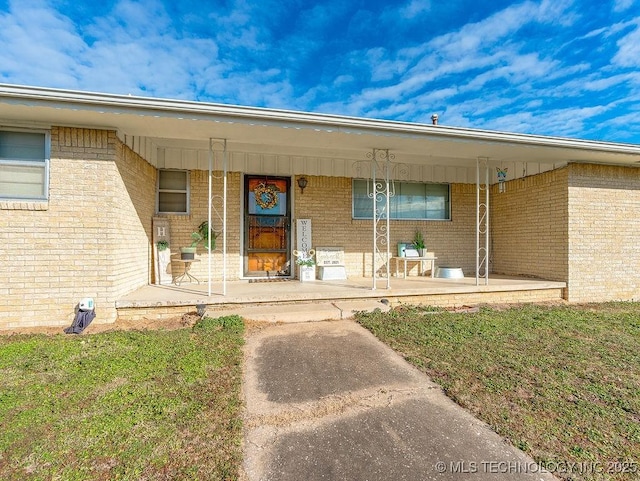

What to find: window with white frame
left=0, top=130, right=49, bottom=200
left=353, top=179, right=450, bottom=220
left=157, top=169, right=189, bottom=214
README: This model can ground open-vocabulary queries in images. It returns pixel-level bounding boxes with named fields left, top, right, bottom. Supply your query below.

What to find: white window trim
left=156, top=169, right=190, bottom=214
left=0, top=128, right=50, bottom=201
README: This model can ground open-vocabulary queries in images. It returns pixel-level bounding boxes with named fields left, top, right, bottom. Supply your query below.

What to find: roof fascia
left=1, top=83, right=640, bottom=157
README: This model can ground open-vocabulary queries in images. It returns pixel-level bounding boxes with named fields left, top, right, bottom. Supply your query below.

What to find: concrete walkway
left=242, top=320, right=557, bottom=481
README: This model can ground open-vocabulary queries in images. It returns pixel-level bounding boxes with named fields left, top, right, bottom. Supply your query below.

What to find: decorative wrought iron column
left=208, top=139, right=228, bottom=296
left=476, top=156, right=490, bottom=286
left=368, top=149, right=394, bottom=289
left=353, top=149, right=408, bottom=290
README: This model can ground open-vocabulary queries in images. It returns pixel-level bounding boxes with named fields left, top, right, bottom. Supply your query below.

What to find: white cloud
left=612, top=22, right=640, bottom=67
left=462, top=53, right=560, bottom=92
left=332, top=1, right=583, bottom=124
left=333, top=75, right=355, bottom=87
left=535, top=0, right=578, bottom=26
left=613, top=0, right=636, bottom=12
left=0, top=0, right=638, bottom=142
left=398, top=0, right=431, bottom=19
left=581, top=26, right=609, bottom=39
left=605, top=108, right=640, bottom=142
left=428, top=2, right=548, bottom=59
left=479, top=104, right=612, bottom=138
left=0, top=1, right=88, bottom=86
left=365, top=48, right=410, bottom=82
left=0, top=0, right=298, bottom=104
left=207, top=1, right=268, bottom=51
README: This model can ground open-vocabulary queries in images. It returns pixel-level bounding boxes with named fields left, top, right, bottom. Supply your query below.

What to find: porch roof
left=1, top=83, right=640, bottom=168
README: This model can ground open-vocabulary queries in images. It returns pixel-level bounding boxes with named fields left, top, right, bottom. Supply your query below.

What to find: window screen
left=353, top=179, right=450, bottom=220
left=157, top=170, right=189, bottom=213
left=0, top=130, right=48, bottom=200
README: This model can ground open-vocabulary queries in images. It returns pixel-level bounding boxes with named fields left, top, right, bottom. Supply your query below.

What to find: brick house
left=1, top=84, right=639, bottom=330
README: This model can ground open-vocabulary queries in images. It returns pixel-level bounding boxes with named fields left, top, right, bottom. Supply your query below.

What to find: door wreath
left=254, top=182, right=279, bottom=209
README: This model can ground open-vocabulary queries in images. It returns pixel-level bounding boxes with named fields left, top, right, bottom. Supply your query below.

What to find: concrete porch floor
left=116, top=275, right=567, bottom=323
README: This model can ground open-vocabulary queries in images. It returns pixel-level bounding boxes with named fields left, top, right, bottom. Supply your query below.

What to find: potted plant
left=181, top=221, right=218, bottom=260
left=199, top=221, right=219, bottom=250
left=413, top=230, right=426, bottom=257
left=295, top=250, right=316, bottom=281
left=155, top=239, right=172, bottom=285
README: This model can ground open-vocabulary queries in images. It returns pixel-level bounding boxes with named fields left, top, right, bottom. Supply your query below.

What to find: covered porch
left=116, top=274, right=566, bottom=323
left=2, top=85, right=640, bottom=331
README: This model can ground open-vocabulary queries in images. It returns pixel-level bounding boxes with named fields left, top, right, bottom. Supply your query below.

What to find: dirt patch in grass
left=356, top=302, right=640, bottom=481
left=0, top=312, right=203, bottom=337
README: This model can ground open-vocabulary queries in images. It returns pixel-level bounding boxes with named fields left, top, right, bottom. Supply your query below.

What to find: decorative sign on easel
left=315, top=246, right=347, bottom=280
left=315, top=247, right=345, bottom=267
left=404, top=247, right=420, bottom=258
left=152, top=217, right=172, bottom=285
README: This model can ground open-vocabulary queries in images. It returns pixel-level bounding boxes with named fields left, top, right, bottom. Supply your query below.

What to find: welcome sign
left=296, top=219, right=312, bottom=252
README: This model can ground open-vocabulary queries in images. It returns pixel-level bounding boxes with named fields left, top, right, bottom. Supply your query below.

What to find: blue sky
left=1, top=0, right=639, bottom=143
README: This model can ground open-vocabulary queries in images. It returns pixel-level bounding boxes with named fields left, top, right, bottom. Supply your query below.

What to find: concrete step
left=205, top=299, right=391, bottom=323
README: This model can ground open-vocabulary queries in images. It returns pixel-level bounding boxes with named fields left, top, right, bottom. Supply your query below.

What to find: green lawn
left=4, top=304, right=640, bottom=481
left=356, top=303, right=640, bottom=481
left=0, top=315, right=244, bottom=481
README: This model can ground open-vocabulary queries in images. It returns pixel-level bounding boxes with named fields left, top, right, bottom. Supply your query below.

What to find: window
left=353, top=179, right=450, bottom=220
left=0, top=130, right=49, bottom=200
left=157, top=170, right=189, bottom=214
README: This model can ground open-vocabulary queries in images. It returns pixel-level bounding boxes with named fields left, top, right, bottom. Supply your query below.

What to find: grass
left=0, top=315, right=244, bottom=481
left=356, top=303, right=640, bottom=481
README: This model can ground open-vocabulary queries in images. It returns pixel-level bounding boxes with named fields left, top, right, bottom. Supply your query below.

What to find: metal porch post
left=208, top=139, right=212, bottom=296
left=207, top=139, right=228, bottom=297
left=369, top=148, right=393, bottom=290
left=372, top=158, right=377, bottom=290
left=222, top=140, right=227, bottom=296
left=476, top=157, right=490, bottom=286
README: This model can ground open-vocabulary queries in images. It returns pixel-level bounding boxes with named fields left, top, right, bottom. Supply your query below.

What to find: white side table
left=394, top=256, right=438, bottom=278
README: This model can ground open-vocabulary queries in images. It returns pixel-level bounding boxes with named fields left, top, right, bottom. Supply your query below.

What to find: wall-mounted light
left=297, top=176, right=308, bottom=194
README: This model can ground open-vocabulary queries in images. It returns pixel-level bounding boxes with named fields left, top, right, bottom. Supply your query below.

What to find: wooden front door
left=244, top=176, right=291, bottom=277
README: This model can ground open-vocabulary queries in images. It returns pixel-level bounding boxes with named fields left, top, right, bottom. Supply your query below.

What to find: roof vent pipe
left=431, top=114, right=439, bottom=125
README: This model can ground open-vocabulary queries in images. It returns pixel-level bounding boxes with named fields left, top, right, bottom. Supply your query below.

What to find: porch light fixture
left=297, top=176, right=308, bottom=194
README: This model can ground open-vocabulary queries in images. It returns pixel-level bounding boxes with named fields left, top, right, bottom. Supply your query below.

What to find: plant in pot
left=155, top=239, right=172, bottom=285
left=296, top=257, right=315, bottom=267
left=295, top=250, right=316, bottom=281
left=413, top=230, right=426, bottom=257
left=181, top=221, right=218, bottom=260
left=200, top=221, right=219, bottom=251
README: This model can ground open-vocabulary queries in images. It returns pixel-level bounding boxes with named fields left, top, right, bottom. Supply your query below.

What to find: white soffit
left=1, top=83, right=640, bottom=167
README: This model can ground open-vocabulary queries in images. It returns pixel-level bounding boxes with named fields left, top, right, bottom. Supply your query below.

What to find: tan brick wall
left=5, top=144, right=636, bottom=331
left=490, top=168, right=569, bottom=282
left=158, top=174, right=478, bottom=280
left=110, top=137, right=157, bottom=298
left=294, top=176, right=478, bottom=277
left=567, top=163, right=640, bottom=302
left=158, top=170, right=243, bottom=280
left=0, top=128, right=156, bottom=330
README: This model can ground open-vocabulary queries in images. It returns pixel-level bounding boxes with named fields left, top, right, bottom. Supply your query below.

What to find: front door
left=244, top=176, right=291, bottom=277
